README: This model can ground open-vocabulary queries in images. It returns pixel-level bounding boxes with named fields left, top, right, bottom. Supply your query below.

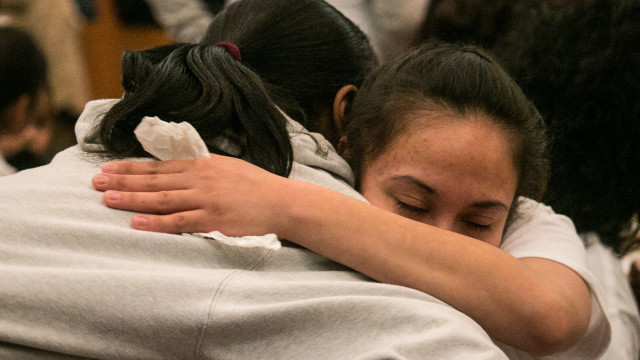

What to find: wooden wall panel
left=81, top=0, right=170, bottom=99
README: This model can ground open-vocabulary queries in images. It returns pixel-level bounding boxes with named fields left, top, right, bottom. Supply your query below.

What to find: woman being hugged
left=95, top=43, right=611, bottom=359
left=94, top=0, right=376, bottom=172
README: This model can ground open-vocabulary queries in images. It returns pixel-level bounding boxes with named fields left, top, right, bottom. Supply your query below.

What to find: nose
left=428, top=216, right=458, bottom=233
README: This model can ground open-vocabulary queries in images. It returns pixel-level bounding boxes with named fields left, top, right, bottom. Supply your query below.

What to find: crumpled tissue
left=134, top=116, right=281, bottom=250
left=134, top=116, right=210, bottom=160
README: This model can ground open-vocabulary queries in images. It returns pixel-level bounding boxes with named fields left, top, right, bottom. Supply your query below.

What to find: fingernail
left=132, top=216, right=148, bottom=229
left=94, top=174, right=110, bottom=186
left=102, top=162, right=117, bottom=173
left=105, top=190, right=120, bottom=201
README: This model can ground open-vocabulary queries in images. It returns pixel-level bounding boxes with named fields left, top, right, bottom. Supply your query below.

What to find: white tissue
left=188, top=231, right=281, bottom=251
left=134, top=116, right=210, bottom=160
left=134, top=116, right=281, bottom=251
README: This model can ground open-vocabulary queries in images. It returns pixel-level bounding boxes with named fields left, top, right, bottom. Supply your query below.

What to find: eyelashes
left=463, top=221, right=492, bottom=232
left=395, top=200, right=428, bottom=216
left=395, top=200, right=493, bottom=232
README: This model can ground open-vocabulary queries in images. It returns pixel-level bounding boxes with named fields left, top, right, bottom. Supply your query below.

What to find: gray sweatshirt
left=0, top=100, right=508, bottom=360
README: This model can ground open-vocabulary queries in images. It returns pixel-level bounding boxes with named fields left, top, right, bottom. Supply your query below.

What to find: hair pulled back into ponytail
left=99, top=43, right=292, bottom=176
left=94, top=0, right=376, bottom=178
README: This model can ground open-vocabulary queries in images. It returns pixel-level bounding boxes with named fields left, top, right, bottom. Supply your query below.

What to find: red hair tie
left=216, top=42, right=242, bottom=62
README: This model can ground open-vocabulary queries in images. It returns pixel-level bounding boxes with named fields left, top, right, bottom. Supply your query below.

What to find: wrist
left=273, top=179, right=323, bottom=243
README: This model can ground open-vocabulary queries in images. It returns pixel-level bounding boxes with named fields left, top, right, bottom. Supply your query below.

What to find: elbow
left=526, top=313, right=577, bottom=356
left=523, top=294, right=590, bottom=356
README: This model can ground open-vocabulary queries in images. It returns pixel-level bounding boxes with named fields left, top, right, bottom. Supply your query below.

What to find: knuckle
left=147, top=161, right=163, bottom=174
left=156, top=191, right=173, bottom=212
left=194, top=158, right=211, bottom=173
left=175, top=214, right=188, bottom=227
left=146, top=174, right=162, bottom=192
left=165, top=213, right=191, bottom=234
left=113, top=175, right=128, bottom=190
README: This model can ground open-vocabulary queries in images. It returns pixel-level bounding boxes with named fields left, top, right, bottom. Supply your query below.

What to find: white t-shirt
left=498, top=197, right=612, bottom=360
left=583, top=232, right=640, bottom=360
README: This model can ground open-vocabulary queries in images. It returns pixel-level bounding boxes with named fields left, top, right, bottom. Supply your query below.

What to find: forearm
left=278, top=180, right=591, bottom=355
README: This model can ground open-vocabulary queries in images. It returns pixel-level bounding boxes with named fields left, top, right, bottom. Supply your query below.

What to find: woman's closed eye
left=462, top=213, right=500, bottom=233
left=463, top=220, right=493, bottom=232
left=395, top=200, right=428, bottom=216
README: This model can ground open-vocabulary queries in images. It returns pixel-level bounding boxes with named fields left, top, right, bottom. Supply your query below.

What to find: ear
left=332, top=85, right=357, bottom=156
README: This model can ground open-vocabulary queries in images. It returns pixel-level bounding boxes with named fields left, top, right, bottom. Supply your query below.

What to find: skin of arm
left=93, top=156, right=592, bottom=356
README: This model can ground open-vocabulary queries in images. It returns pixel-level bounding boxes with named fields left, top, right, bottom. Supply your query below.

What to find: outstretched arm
left=93, top=156, right=592, bottom=356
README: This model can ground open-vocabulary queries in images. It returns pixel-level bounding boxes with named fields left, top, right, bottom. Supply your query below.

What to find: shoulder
left=585, top=235, right=640, bottom=360
left=501, top=197, right=584, bottom=261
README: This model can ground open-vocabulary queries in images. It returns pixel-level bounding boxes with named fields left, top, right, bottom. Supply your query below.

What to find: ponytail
left=97, top=43, right=293, bottom=177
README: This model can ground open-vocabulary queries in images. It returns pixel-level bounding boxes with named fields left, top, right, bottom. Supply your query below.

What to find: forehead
left=368, top=112, right=518, bottom=202
left=394, top=109, right=516, bottom=162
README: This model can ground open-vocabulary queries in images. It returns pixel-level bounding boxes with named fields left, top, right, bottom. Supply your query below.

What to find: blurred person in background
left=0, top=0, right=92, bottom=167
left=0, top=25, right=52, bottom=175
left=0, top=0, right=91, bottom=117
left=144, top=0, right=430, bottom=61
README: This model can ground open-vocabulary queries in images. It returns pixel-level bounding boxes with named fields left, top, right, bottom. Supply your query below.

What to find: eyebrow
left=470, top=200, right=510, bottom=211
left=391, top=175, right=510, bottom=211
left=392, top=175, right=437, bottom=195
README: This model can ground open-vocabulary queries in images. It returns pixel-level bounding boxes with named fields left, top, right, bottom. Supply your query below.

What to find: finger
left=130, top=209, right=212, bottom=234
left=102, top=189, right=199, bottom=214
left=101, top=159, right=186, bottom=175
left=101, top=155, right=216, bottom=175
left=93, top=172, right=188, bottom=192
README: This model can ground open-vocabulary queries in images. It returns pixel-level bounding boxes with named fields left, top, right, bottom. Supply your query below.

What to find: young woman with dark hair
left=94, top=42, right=611, bottom=359
left=94, top=0, right=376, bottom=176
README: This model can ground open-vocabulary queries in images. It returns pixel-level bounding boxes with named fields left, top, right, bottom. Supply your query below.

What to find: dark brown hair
left=96, top=0, right=377, bottom=177
left=345, top=42, right=548, bottom=221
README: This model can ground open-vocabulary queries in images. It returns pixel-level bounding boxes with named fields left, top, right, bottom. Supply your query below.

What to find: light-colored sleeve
left=144, top=0, right=215, bottom=43
left=584, top=234, right=640, bottom=360
left=499, top=197, right=612, bottom=360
